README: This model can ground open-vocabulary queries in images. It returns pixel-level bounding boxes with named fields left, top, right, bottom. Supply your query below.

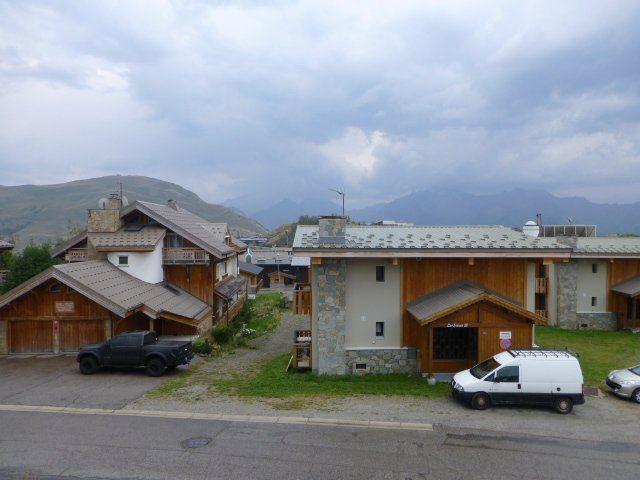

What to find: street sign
left=500, top=338, right=511, bottom=350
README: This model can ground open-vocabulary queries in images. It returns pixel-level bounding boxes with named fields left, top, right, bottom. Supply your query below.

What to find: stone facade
left=576, top=312, right=618, bottom=331
left=346, top=348, right=418, bottom=375
left=314, top=259, right=347, bottom=375
left=556, top=262, right=578, bottom=329
left=318, top=216, right=347, bottom=240
left=0, top=320, right=7, bottom=355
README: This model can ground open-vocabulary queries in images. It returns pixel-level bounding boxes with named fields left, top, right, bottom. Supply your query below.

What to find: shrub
left=211, top=325, right=233, bottom=345
left=192, top=338, right=213, bottom=355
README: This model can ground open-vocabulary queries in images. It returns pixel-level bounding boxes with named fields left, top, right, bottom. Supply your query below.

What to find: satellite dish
left=98, top=198, right=109, bottom=209
left=121, top=195, right=129, bottom=207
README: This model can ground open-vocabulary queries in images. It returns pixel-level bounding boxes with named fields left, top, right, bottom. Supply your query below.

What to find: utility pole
left=329, top=188, right=345, bottom=216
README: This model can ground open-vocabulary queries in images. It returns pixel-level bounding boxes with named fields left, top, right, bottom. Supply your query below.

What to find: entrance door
left=432, top=327, right=478, bottom=372
left=60, top=320, right=106, bottom=352
left=9, top=321, right=53, bottom=353
left=489, top=365, right=522, bottom=403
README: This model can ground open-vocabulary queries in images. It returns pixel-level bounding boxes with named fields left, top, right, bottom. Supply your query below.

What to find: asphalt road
left=0, top=410, right=638, bottom=480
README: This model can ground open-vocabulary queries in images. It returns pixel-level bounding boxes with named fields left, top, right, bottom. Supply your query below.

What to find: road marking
left=0, top=404, right=434, bottom=432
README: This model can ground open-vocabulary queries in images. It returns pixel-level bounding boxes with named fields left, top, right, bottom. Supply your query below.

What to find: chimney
left=167, top=199, right=179, bottom=210
left=87, top=193, right=122, bottom=233
left=318, top=215, right=347, bottom=245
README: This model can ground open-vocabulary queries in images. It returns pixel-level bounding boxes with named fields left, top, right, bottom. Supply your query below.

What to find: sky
left=1, top=0, right=639, bottom=211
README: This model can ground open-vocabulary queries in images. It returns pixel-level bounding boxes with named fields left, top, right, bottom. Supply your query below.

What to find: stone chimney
left=167, top=199, right=179, bottom=210
left=318, top=215, right=347, bottom=245
left=87, top=193, right=122, bottom=234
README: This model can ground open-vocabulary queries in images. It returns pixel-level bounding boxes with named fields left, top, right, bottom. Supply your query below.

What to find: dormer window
left=118, top=255, right=129, bottom=266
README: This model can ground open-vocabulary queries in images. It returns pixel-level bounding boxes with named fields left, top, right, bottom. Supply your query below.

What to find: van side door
left=490, top=365, right=522, bottom=404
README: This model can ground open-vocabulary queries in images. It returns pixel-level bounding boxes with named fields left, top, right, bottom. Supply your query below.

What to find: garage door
left=9, top=321, right=54, bottom=353
left=60, top=319, right=106, bottom=352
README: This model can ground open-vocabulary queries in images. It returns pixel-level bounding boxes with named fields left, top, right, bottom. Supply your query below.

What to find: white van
left=451, top=350, right=585, bottom=414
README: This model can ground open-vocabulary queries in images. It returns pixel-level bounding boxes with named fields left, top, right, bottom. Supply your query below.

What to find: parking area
left=0, top=354, right=197, bottom=409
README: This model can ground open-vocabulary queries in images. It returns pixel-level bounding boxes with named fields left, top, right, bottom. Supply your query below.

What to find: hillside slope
left=0, top=175, right=266, bottom=248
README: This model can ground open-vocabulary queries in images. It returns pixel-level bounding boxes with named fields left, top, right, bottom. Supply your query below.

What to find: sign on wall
left=55, top=301, right=75, bottom=313
left=499, top=331, right=512, bottom=340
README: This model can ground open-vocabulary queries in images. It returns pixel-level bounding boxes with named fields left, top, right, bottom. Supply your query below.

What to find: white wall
left=107, top=243, right=164, bottom=283
left=345, top=259, right=402, bottom=348
left=216, top=254, right=239, bottom=280
left=576, top=259, right=608, bottom=313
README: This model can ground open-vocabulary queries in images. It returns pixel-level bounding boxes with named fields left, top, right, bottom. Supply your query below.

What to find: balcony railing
left=535, top=277, right=548, bottom=294
left=536, top=309, right=548, bottom=318
left=65, top=248, right=88, bottom=262
left=163, top=248, right=209, bottom=265
left=0, top=270, right=8, bottom=287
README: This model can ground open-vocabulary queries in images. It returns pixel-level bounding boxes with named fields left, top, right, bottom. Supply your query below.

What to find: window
left=49, top=283, right=62, bottom=293
left=375, top=322, right=385, bottom=338
left=110, top=334, right=138, bottom=347
left=591, top=296, right=597, bottom=307
left=470, top=357, right=501, bottom=379
left=592, top=263, right=598, bottom=274
left=494, top=366, right=519, bottom=383
left=375, top=265, right=385, bottom=282
left=166, top=233, right=183, bottom=248
left=118, top=255, right=129, bottom=266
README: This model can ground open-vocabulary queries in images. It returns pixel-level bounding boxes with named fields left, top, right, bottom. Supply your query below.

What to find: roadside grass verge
left=212, top=354, right=450, bottom=399
left=536, top=327, right=640, bottom=387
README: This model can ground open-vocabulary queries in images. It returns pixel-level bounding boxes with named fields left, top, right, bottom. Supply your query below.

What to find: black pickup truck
left=77, top=331, right=194, bottom=377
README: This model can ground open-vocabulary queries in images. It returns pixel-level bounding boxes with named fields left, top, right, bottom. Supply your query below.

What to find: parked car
left=451, top=350, right=585, bottom=414
left=606, top=365, right=640, bottom=403
left=77, top=330, right=194, bottom=377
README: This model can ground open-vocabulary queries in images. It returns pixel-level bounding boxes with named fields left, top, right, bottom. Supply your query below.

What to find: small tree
left=1, top=243, right=61, bottom=293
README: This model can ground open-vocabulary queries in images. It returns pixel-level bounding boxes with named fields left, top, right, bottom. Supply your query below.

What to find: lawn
left=536, top=327, right=640, bottom=388
left=213, top=354, right=450, bottom=399
left=241, top=293, right=285, bottom=338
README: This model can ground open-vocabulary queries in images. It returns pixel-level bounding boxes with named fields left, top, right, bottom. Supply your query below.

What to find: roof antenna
left=329, top=188, right=345, bottom=217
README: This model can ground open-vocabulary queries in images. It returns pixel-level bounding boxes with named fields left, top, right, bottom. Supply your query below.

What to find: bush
left=211, top=325, right=233, bottom=345
left=192, top=338, right=212, bottom=355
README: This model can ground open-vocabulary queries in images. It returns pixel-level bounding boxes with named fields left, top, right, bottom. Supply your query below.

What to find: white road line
left=0, top=404, right=434, bottom=431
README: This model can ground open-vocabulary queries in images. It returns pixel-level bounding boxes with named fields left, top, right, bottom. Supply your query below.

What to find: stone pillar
left=556, top=262, right=578, bottom=329
left=314, top=258, right=347, bottom=375
left=0, top=320, right=7, bottom=354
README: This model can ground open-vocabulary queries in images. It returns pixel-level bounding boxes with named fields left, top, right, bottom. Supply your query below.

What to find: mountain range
left=0, top=175, right=266, bottom=248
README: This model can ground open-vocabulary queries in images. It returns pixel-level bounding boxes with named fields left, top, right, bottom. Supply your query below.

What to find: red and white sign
left=500, top=338, right=512, bottom=350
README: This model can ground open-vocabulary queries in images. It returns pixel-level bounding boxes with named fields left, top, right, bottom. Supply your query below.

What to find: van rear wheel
left=471, top=392, right=491, bottom=410
left=554, top=397, right=573, bottom=414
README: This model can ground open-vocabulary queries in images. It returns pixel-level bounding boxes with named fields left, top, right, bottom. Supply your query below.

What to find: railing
left=536, top=309, right=548, bottom=318
left=163, top=248, right=209, bottom=265
left=65, top=248, right=88, bottom=262
left=535, top=277, right=548, bottom=294
left=293, top=283, right=311, bottom=315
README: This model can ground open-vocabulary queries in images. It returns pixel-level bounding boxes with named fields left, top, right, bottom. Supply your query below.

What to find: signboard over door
left=499, top=331, right=512, bottom=340
left=55, top=301, right=75, bottom=313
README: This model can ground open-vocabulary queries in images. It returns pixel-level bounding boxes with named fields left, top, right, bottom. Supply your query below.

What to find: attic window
left=118, top=255, right=129, bottom=266
left=49, top=283, right=62, bottom=293
left=125, top=225, right=144, bottom=232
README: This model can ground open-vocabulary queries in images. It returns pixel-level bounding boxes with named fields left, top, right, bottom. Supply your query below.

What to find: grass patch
left=536, top=327, right=640, bottom=387
left=243, top=293, right=286, bottom=338
left=212, top=354, right=449, bottom=399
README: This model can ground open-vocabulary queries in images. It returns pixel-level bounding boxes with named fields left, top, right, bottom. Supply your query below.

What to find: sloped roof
left=239, top=261, right=263, bottom=275
left=228, top=236, right=248, bottom=252
left=293, top=225, right=570, bottom=254
left=51, top=231, right=88, bottom=258
left=0, top=240, right=14, bottom=250
left=0, top=260, right=211, bottom=323
left=121, top=201, right=234, bottom=258
left=406, top=280, right=546, bottom=326
left=573, top=237, right=640, bottom=256
left=214, top=275, right=248, bottom=300
left=291, top=256, right=311, bottom=267
left=268, top=271, right=296, bottom=279
left=611, top=275, right=640, bottom=297
left=90, top=226, right=165, bottom=251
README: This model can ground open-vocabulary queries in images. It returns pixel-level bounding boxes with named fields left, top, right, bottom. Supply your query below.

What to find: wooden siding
left=60, top=319, right=106, bottom=352
left=163, top=263, right=215, bottom=304
left=114, top=312, right=149, bottom=334
left=9, top=320, right=53, bottom=353
left=608, top=259, right=640, bottom=325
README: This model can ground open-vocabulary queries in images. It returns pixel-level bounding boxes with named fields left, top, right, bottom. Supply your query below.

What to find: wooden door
left=60, top=319, right=106, bottom=352
left=9, top=320, right=53, bottom=353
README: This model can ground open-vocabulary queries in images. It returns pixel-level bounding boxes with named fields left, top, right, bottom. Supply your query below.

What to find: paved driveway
left=0, top=354, right=196, bottom=409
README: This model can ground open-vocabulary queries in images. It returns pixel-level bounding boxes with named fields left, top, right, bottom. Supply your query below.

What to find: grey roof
left=0, top=240, right=14, bottom=250
left=293, top=225, right=569, bottom=251
left=0, top=260, right=211, bottom=322
left=215, top=275, right=248, bottom=300
left=51, top=230, right=88, bottom=258
left=291, top=256, right=311, bottom=267
left=89, top=226, right=165, bottom=251
left=238, top=261, right=263, bottom=275
left=121, top=201, right=234, bottom=257
left=611, top=275, right=640, bottom=297
left=573, top=238, right=640, bottom=256
left=406, top=280, right=543, bottom=325
left=250, top=247, right=293, bottom=262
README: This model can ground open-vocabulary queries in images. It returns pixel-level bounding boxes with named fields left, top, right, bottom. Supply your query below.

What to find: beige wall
left=345, top=259, right=402, bottom=348
left=526, top=262, right=536, bottom=312
left=576, top=259, right=608, bottom=313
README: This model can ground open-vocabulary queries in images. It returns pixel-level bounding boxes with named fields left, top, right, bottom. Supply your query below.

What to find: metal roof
left=214, top=275, right=248, bottom=300
left=406, top=280, right=546, bottom=326
left=293, top=225, right=569, bottom=252
left=573, top=237, right=640, bottom=256
left=121, top=201, right=234, bottom=257
left=611, top=274, right=640, bottom=297
left=0, top=240, right=14, bottom=250
left=89, top=226, right=165, bottom=251
left=291, top=256, right=311, bottom=267
left=0, top=260, right=211, bottom=322
left=238, top=261, right=263, bottom=275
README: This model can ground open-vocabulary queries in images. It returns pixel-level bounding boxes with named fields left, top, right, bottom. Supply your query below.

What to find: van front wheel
left=471, top=392, right=491, bottom=410
left=554, top=397, right=573, bottom=414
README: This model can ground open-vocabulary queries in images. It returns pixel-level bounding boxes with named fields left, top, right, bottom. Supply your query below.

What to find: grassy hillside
left=0, top=175, right=266, bottom=248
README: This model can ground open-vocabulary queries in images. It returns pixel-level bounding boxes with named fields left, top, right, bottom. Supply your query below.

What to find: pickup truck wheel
left=554, top=397, right=573, bottom=414
left=146, top=358, right=166, bottom=377
left=631, top=388, right=640, bottom=404
left=471, top=392, right=491, bottom=410
left=79, top=356, right=98, bottom=375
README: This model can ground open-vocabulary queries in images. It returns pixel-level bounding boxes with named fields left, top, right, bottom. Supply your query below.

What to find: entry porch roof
left=611, top=275, right=640, bottom=298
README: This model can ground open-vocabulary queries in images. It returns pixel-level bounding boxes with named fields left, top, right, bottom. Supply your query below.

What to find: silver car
left=606, top=365, right=640, bottom=403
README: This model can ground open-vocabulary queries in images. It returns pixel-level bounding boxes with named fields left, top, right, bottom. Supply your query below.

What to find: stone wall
left=0, top=320, right=7, bottom=354
left=314, top=258, right=347, bottom=375
left=556, top=262, right=578, bottom=329
left=346, top=348, right=418, bottom=375
left=576, top=312, right=618, bottom=331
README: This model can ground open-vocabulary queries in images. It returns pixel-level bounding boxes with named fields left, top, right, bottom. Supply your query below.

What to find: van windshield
left=470, top=357, right=501, bottom=379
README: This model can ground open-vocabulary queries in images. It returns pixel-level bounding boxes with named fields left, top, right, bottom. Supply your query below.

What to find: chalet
left=238, top=261, right=263, bottom=294
left=292, top=216, right=640, bottom=375
left=0, top=194, right=248, bottom=354
left=247, top=247, right=310, bottom=288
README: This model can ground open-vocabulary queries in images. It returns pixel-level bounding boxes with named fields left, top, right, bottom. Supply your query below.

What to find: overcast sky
left=1, top=1, right=639, bottom=209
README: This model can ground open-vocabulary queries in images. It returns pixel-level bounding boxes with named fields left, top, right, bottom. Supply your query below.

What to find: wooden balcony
left=293, top=283, right=311, bottom=315
left=162, top=248, right=209, bottom=265
left=65, top=248, right=88, bottom=262
left=535, top=277, right=548, bottom=295
left=536, top=309, right=548, bottom=318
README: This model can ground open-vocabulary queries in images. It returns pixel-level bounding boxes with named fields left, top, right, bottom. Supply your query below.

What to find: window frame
left=375, top=265, right=385, bottom=282
left=49, top=283, right=62, bottom=293
left=592, top=263, right=598, bottom=274
left=591, top=296, right=597, bottom=307
left=375, top=321, right=385, bottom=338
left=118, top=255, right=129, bottom=266
left=494, top=365, right=519, bottom=383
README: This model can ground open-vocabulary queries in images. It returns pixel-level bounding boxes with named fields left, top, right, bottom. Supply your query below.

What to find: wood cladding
left=608, top=259, right=640, bottom=321
left=60, top=319, right=106, bottom=352
left=9, top=320, right=53, bottom=353
left=163, top=263, right=215, bottom=304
